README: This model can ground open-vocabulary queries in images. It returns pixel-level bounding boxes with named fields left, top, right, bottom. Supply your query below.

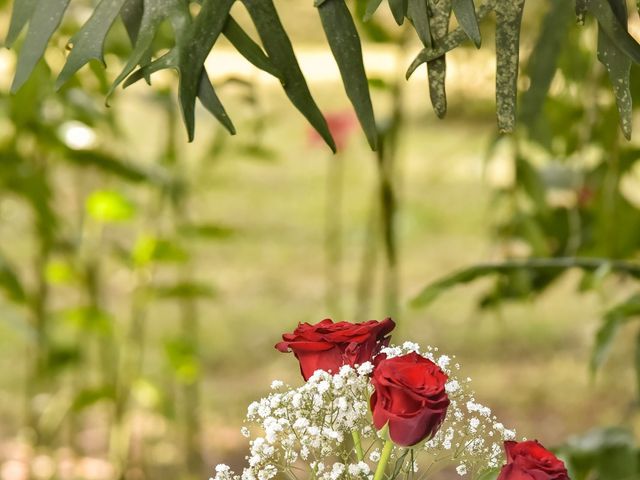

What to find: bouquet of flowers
left=212, top=319, right=570, bottom=480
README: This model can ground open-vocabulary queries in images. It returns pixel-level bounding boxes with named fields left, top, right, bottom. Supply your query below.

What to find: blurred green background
left=1, top=1, right=640, bottom=479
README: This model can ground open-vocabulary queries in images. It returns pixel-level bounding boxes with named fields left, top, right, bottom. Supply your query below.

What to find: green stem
left=374, top=439, right=394, bottom=480
left=352, top=431, right=364, bottom=461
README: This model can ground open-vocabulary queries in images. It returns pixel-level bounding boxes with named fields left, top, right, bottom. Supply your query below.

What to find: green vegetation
left=1, top=1, right=640, bottom=479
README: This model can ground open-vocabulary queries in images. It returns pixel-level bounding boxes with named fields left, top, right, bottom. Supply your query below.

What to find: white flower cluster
left=383, top=343, right=517, bottom=477
left=211, top=343, right=516, bottom=480
left=211, top=364, right=375, bottom=480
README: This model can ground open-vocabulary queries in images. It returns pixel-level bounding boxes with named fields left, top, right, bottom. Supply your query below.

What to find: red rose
left=370, top=352, right=449, bottom=447
left=498, top=440, right=570, bottom=480
left=275, top=318, right=395, bottom=380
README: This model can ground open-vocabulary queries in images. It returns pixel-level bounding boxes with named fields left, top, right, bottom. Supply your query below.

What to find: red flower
left=275, top=318, right=395, bottom=380
left=497, top=440, right=570, bottom=480
left=370, top=352, right=450, bottom=447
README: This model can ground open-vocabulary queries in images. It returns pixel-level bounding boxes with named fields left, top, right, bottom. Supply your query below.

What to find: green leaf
left=591, top=293, right=640, bottom=374
left=223, top=16, right=283, bottom=80
left=495, top=0, right=525, bottom=132
left=241, top=0, right=336, bottom=152
left=132, top=236, right=189, bottom=266
left=65, top=150, right=165, bottom=185
left=60, top=306, right=113, bottom=334
left=0, top=256, right=27, bottom=304
left=56, top=0, right=128, bottom=89
left=86, top=190, right=136, bottom=222
left=11, top=0, right=72, bottom=93
left=426, top=0, right=451, bottom=119
left=72, top=386, right=116, bottom=411
left=576, top=0, right=587, bottom=24
left=452, top=0, right=481, bottom=48
left=175, top=0, right=236, bottom=139
left=388, top=0, right=408, bottom=25
left=563, top=427, right=638, bottom=480
left=407, top=0, right=432, bottom=48
left=411, top=258, right=640, bottom=308
left=177, top=223, right=235, bottom=240
left=165, top=337, right=200, bottom=384
left=635, top=329, right=640, bottom=400
left=520, top=0, right=573, bottom=129
left=363, top=0, right=384, bottom=21
left=597, top=0, right=633, bottom=140
left=588, top=0, right=640, bottom=64
left=4, top=0, right=38, bottom=47
left=120, top=0, right=236, bottom=138
left=318, top=0, right=378, bottom=150
left=476, top=468, right=500, bottom=480
left=152, top=281, right=216, bottom=299
left=515, top=157, right=547, bottom=211
left=406, top=0, right=496, bottom=78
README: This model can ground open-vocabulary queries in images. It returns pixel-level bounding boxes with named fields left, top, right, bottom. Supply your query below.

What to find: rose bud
left=275, top=318, right=395, bottom=380
left=370, top=352, right=450, bottom=447
left=497, top=440, right=570, bottom=480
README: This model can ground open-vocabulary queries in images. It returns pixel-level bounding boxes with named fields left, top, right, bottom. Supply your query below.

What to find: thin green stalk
left=374, top=439, right=394, bottom=480
left=352, top=431, right=364, bottom=461
left=325, top=154, right=345, bottom=319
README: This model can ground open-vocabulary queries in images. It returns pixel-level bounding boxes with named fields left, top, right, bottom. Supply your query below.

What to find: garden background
left=0, top=1, right=638, bottom=479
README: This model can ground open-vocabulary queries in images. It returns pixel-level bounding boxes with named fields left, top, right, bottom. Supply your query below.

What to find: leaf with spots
left=426, top=0, right=452, bottom=119
left=495, top=0, right=525, bottom=133
left=597, top=0, right=632, bottom=139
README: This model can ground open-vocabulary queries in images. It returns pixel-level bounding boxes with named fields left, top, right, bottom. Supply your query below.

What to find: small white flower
left=357, top=362, right=374, bottom=375
left=456, top=464, right=467, bottom=476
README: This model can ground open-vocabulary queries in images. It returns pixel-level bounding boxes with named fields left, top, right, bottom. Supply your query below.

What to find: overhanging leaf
left=11, top=0, right=72, bottom=93
left=4, top=0, right=38, bottom=47
left=596, top=0, right=633, bottom=140
left=119, top=0, right=236, bottom=138
left=406, top=0, right=496, bottom=78
left=388, top=0, right=408, bottom=25
left=407, top=0, right=432, bottom=48
left=426, top=0, right=452, bottom=119
left=452, top=0, right=481, bottom=48
left=318, top=0, right=378, bottom=150
left=588, top=0, right=640, bottom=64
left=223, top=16, right=282, bottom=80
left=56, top=0, right=128, bottom=89
left=241, top=0, right=336, bottom=152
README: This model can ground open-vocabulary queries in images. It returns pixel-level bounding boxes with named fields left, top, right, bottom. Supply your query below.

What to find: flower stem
left=352, top=431, right=364, bottom=461
left=374, top=439, right=394, bottom=480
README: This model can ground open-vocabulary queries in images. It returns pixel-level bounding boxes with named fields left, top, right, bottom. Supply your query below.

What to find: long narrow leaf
left=318, top=0, right=378, bottom=150
left=223, top=16, right=283, bottom=80
left=56, top=0, right=128, bottom=89
left=495, top=0, right=525, bottom=132
left=452, top=0, right=481, bottom=48
left=5, top=0, right=38, bottom=47
left=11, top=0, right=72, bottom=93
left=242, top=0, right=336, bottom=152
